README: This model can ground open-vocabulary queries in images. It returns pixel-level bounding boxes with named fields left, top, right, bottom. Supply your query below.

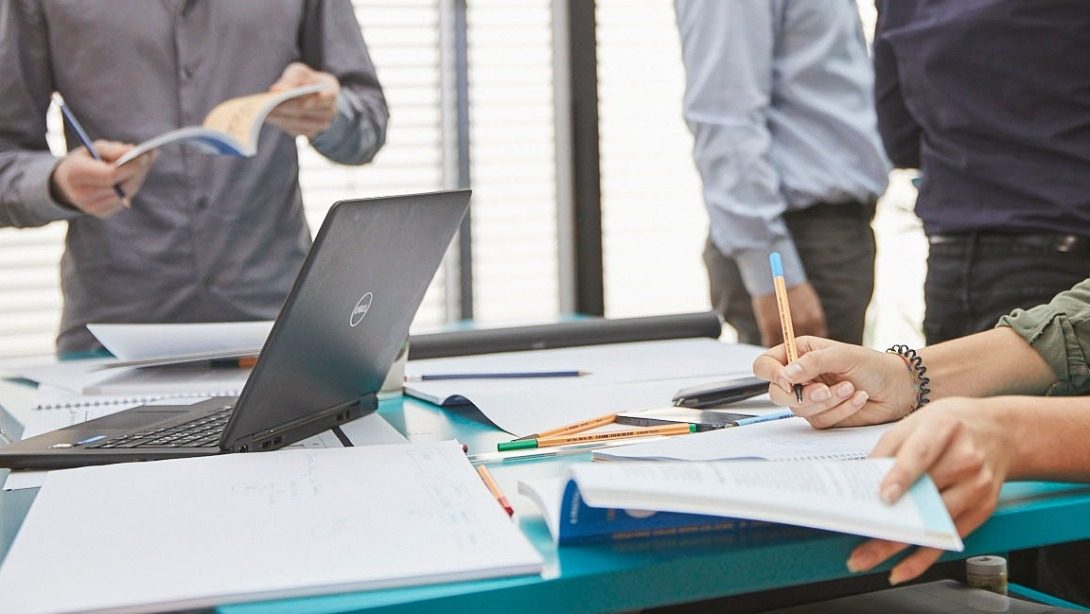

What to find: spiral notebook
left=23, top=387, right=242, bottom=441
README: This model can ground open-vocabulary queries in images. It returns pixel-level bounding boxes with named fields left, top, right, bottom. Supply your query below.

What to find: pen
left=770, top=252, right=804, bottom=404
left=498, top=423, right=696, bottom=452
left=476, top=465, right=514, bottom=516
left=406, top=370, right=588, bottom=381
left=512, top=411, right=618, bottom=442
left=208, top=356, right=259, bottom=369
left=52, top=94, right=130, bottom=207
left=729, top=409, right=795, bottom=427
left=469, top=437, right=667, bottom=464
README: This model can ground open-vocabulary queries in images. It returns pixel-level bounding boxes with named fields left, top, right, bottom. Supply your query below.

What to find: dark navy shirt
left=874, top=0, right=1090, bottom=236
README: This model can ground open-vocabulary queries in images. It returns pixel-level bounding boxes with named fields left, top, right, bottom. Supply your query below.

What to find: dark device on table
left=0, top=190, right=470, bottom=470
left=671, top=375, right=769, bottom=409
left=615, top=407, right=756, bottom=431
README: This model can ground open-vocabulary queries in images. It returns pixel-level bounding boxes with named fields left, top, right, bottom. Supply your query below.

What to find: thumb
left=271, top=62, right=313, bottom=90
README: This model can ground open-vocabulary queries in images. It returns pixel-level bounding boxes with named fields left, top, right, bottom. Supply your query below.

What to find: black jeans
left=925, top=231, right=1090, bottom=606
left=704, top=202, right=876, bottom=346
left=924, top=233, right=1090, bottom=344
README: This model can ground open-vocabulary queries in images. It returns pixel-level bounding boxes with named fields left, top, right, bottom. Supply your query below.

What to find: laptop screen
left=221, top=190, right=470, bottom=443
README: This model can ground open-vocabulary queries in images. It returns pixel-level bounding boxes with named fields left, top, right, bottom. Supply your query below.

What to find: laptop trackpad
left=94, top=410, right=190, bottom=429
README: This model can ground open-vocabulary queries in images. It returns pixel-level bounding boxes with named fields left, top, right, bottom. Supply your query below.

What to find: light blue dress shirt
left=676, top=0, right=890, bottom=296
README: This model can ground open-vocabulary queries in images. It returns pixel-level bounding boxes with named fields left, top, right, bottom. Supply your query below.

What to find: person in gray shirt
left=0, top=0, right=388, bottom=352
left=675, top=0, right=889, bottom=347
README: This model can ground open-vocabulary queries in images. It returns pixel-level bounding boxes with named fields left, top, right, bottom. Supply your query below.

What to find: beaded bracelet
left=885, top=344, right=931, bottom=412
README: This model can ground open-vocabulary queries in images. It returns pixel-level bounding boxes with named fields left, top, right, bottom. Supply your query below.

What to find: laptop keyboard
left=84, top=405, right=234, bottom=449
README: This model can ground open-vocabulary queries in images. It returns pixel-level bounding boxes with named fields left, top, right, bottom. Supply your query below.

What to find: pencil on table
left=512, top=412, right=619, bottom=442
left=476, top=465, right=514, bottom=516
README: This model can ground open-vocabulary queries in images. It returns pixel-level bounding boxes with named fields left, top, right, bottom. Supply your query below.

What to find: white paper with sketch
left=0, top=441, right=542, bottom=614
left=87, top=321, right=273, bottom=361
left=593, top=416, right=891, bottom=462
left=405, top=338, right=764, bottom=436
left=529, top=458, right=962, bottom=551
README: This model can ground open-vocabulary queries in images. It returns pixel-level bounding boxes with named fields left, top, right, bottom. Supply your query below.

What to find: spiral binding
left=34, top=390, right=240, bottom=410
left=885, top=344, right=931, bottom=412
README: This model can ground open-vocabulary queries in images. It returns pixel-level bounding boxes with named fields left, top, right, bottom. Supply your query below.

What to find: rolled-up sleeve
left=674, top=0, right=804, bottom=297
left=304, top=0, right=389, bottom=165
left=997, top=278, right=1090, bottom=396
left=0, top=0, right=80, bottom=228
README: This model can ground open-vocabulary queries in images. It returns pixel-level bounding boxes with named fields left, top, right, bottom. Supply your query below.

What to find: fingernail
left=852, top=391, right=869, bottom=407
left=810, top=387, right=830, bottom=402
left=836, top=382, right=853, bottom=398
left=784, top=363, right=802, bottom=378
left=889, top=568, right=909, bottom=585
left=847, top=550, right=874, bottom=573
left=881, top=483, right=903, bottom=504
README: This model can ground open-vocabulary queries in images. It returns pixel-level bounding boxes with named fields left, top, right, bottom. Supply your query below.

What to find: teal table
left=2, top=379, right=1090, bottom=613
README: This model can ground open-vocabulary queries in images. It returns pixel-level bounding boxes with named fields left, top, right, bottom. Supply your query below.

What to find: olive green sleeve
left=997, top=278, right=1090, bottom=396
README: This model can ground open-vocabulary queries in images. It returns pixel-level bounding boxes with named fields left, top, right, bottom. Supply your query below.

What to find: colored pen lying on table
left=770, top=252, right=804, bottom=404
left=475, top=465, right=514, bottom=516
left=730, top=409, right=795, bottom=426
left=512, top=411, right=618, bottom=442
left=498, top=422, right=696, bottom=452
left=52, top=94, right=130, bottom=207
left=406, top=370, right=588, bottom=381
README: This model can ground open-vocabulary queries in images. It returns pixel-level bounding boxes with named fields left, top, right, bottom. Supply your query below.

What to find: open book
left=114, top=84, right=325, bottom=166
left=519, top=458, right=963, bottom=550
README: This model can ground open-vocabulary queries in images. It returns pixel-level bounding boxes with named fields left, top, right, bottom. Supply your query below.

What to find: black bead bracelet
left=885, top=344, right=931, bottom=412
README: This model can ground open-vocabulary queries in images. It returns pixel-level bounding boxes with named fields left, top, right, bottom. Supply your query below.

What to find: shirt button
left=183, top=65, right=195, bottom=80
left=196, top=196, right=208, bottom=210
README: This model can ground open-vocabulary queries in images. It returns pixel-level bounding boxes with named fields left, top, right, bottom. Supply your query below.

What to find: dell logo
left=349, top=292, right=373, bottom=327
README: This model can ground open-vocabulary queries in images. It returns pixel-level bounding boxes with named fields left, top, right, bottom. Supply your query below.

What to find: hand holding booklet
left=519, top=458, right=963, bottom=551
left=113, top=84, right=326, bottom=166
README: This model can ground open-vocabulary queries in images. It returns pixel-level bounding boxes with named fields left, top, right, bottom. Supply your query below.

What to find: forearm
left=919, top=328, right=1056, bottom=399
left=307, top=0, right=388, bottom=165
left=989, top=397, right=1090, bottom=482
left=676, top=0, right=802, bottom=295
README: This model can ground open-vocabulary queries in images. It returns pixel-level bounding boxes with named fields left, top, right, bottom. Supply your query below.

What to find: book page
left=0, top=441, right=542, bottom=613
left=570, top=458, right=962, bottom=550
left=594, top=416, right=889, bottom=462
left=202, top=84, right=324, bottom=154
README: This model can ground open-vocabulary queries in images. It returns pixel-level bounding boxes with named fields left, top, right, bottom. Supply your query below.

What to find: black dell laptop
left=0, top=190, right=470, bottom=470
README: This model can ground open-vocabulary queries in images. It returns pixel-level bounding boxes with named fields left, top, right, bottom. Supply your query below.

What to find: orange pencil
left=770, top=252, right=804, bottom=403
left=499, top=422, right=696, bottom=451
left=476, top=465, right=514, bottom=517
left=512, top=412, right=618, bottom=442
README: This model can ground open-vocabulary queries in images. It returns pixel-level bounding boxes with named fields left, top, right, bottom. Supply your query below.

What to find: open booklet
left=519, top=458, right=963, bottom=551
left=114, top=84, right=325, bottom=166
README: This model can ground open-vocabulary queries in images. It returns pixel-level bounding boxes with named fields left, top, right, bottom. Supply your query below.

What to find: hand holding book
left=265, top=62, right=341, bottom=138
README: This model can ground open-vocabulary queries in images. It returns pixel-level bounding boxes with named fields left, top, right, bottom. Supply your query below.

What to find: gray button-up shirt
left=0, top=0, right=388, bottom=352
left=675, top=0, right=890, bottom=296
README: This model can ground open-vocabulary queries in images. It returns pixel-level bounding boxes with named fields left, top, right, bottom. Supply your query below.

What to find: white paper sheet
left=405, top=338, right=764, bottom=435
left=0, top=442, right=542, bottom=614
left=87, top=321, right=273, bottom=361
left=593, top=416, right=891, bottom=462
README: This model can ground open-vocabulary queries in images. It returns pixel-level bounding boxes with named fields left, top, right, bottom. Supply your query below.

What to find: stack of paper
left=0, top=441, right=542, bottom=613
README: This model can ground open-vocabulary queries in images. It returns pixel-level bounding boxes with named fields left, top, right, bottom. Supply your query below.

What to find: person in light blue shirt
left=675, top=0, right=890, bottom=347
